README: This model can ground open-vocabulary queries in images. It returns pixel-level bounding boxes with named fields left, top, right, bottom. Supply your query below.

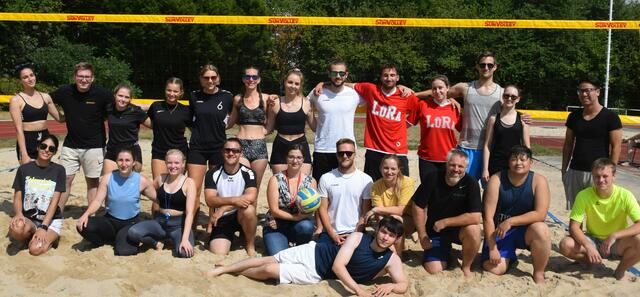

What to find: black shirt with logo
left=12, top=162, right=66, bottom=220
left=188, top=89, right=233, bottom=152
left=106, top=103, right=148, bottom=151
left=147, top=101, right=191, bottom=155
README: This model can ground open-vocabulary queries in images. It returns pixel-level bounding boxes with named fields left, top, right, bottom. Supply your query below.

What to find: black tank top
left=275, top=99, right=306, bottom=135
left=19, top=92, right=48, bottom=123
left=157, top=175, right=188, bottom=212
left=488, top=112, right=523, bottom=175
left=237, top=95, right=266, bottom=125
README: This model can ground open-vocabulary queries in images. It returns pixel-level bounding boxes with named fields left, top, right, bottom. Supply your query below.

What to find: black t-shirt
left=50, top=84, right=112, bottom=149
left=411, top=172, right=482, bottom=237
left=147, top=101, right=191, bottom=154
left=12, top=162, right=66, bottom=220
left=106, top=104, right=148, bottom=150
left=188, top=89, right=234, bottom=152
left=566, top=108, right=622, bottom=171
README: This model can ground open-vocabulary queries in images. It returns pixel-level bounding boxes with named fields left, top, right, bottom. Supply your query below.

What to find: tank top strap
left=17, top=93, right=28, bottom=104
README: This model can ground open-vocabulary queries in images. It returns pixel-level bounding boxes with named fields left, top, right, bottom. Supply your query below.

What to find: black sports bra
left=275, top=99, right=306, bottom=135
left=237, top=95, right=266, bottom=125
left=19, top=92, right=48, bottom=123
left=157, top=175, right=188, bottom=212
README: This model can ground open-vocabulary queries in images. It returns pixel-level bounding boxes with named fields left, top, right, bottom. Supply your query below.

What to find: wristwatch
left=39, top=224, right=49, bottom=231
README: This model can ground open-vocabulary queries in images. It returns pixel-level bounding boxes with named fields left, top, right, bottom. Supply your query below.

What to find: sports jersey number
left=217, top=102, right=224, bottom=110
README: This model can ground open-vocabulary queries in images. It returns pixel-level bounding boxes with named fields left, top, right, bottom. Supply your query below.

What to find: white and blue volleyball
left=296, top=187, right=321, bottom=213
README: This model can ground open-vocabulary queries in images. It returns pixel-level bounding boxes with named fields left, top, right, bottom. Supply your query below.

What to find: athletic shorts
left=59, top=146, right=104, bottom=178
left=16, top=129, right=50, bottom=161
left=151, top=146, right=188, bottom=161
left=364, top=150, right=409, bottom=181
left=209, top=212, right=242, bottom=242
left=238, top=138, right=268, bottom=162
left=562, top=169, right=592, bottom=210
left=312, top=152, right=339, bottom=182
left=423, top=228, right=461, bottom=263
left=188, top=149, right=223, bottom=167
left=481, top=226, right=529, bottom=262
left=458, top=147, right=482, bottom=181
left=274, top=241, right=323, bottom=284
left=585, top=233, right=621, bottom=259
left=104, top=144, right=143, bottom=164
left=32, top=218, right=63, bottom=235
left=418, top=158, right=445, bottom=185
left=270, top=135, right=311, bottom=165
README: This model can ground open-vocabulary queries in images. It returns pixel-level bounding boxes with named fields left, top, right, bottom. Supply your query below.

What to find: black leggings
left=77, top=213, right=139, bottom=256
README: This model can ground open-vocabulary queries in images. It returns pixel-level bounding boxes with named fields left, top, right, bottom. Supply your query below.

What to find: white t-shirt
left=317, top=168, right=373, bottom=234
left=308, top=87, right=363, bottom=153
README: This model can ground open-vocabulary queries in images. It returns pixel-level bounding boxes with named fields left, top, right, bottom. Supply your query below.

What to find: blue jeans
left=127, top=214, right=195, bottom=258
left=263, top=218, right=315, bottom=256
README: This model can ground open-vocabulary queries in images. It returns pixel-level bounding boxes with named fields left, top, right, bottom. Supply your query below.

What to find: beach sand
left=1, top=137, right=639, bottom=297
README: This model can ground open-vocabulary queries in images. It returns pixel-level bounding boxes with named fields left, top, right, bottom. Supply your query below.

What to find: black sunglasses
left=478, top=63, right=495, bottom=69
left=224, top=148, right=241, bottom=154
left=336, top=151, right=355, bottom=158
left=242, top=74, right=260, bottom=81
left=328, top=71, right=347, bottom=78
left=38, top=143, right=57, bottom=153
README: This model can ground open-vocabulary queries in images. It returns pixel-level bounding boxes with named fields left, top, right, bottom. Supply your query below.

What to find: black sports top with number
left=147, top=101, right=191, bottom=155
left=565, top=108, right=622, bottom=171
left=275, top=100, right=306, bottom=135
left=237, top=95, right=266, bottom=125
left=411, top=171, right=482, bottom=237
left=12, top=161, right=66, bottom=220
left=51, top=84, right=112, bottom=148
left=157, top=175, right=188, bottom=212
left=106, top=104, right=148, bottom=150
left=19, top=93, right=48, bottom=123
left=188, top=89, right=233, bottom=152
left=488, top=112, right=523, bottom=175
left=315, top=233, right=392, bottom=282
left=204, top=164, right=257, bottom=216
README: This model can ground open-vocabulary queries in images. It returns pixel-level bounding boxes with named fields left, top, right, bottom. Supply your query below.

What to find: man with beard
left=412, top=149, right=482, bottom=278
left=205, top=216, right=408, bottom=297
left=307, top=59, right=363, bottom=182
left=317, top=138, right=373, bottom=246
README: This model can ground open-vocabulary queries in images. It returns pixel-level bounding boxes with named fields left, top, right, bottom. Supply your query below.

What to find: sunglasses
left=577, top=88, right=598, bottom=95
left=478, top=63, right=495, bottom=69
left=224, top=148, right=241, bottom=154
left=242, top=74, right=260, bottom=81
left=202, top=75, right=217, bottom=81
left=38, top=143, right=57, bottom=153
left=336, top=151, right=355, bottom=158
left=328, top=71, right=347, bottom=78
left=502, top=94, right=519, bottom=100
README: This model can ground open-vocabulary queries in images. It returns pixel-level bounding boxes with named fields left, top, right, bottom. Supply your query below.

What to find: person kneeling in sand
left=559, top=158, right=640, bottom=280
left=206, top=216, right=408, bottom=297
left=482, top=145, right=551, bottom=283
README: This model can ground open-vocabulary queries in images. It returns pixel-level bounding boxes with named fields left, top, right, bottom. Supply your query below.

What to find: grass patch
left=531, top=142, right=561, bottom=156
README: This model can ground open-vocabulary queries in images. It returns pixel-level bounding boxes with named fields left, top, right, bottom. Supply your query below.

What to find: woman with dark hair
left=102, top=83, right=150, bottom=175
left=76, top=147, right=156, bottom=256
left=9, top=135, right=66, bottom=255
left=263, top=144, right=317, bottom=255
left=9, top=61, right=64, bottom=164
left=266, top=69, right=315, bottom=175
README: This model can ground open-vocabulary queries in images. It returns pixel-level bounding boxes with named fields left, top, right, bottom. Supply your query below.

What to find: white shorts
left=33, top=218, right=63, bottom=235
left=274, top=241, right=322, bottom=285
left=59, top=147, right=104, bottom=178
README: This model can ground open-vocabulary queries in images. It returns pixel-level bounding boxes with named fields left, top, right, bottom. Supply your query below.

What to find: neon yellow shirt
left=570, top=185, right=640, bottom=240
left=370, top=177, right=415, bottom=215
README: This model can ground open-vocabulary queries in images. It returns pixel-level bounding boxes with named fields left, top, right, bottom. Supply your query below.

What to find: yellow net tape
left=0, top=13, right=639, bottom=29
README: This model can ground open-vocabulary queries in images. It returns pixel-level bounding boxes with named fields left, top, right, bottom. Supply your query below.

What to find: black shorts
left=418, top=159, right=445, bottom=185
left=187, top=149, right=223, bottom=167
left=105, top=144, right=143, bottom=164
left=16, top=129, right=50, bottom=161
left=209, top=212, right=242, bottom=242
left=270, top=135, right=312, bottom=165
left=363, top=150, right=409, bottom=181
left=151, top=146, right=189, bottom=161
left=312, top=152, right=339, bottom=182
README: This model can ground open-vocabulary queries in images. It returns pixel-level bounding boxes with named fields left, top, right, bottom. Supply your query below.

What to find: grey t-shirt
left=458, top=81, right=503, bottom=150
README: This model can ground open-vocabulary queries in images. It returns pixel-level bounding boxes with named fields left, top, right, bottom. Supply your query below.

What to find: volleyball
left=296, top=187, right=321, bottom=213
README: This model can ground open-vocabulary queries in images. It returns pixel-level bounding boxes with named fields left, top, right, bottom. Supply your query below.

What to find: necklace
left=166, top=101, right=179, bottom=114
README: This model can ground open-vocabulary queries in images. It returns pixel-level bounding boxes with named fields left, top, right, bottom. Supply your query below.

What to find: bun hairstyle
left=14, top=59, right=35, bottom=78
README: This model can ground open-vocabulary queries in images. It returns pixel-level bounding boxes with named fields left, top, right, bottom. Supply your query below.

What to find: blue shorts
left=458, top=147, right=482, bottom=181
left=481, top=226, right=528, bottom=261
left=423, top=228, right=461, bottom=263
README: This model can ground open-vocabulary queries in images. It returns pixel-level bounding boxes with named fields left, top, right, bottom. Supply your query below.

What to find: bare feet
left=533, top=271, right=545, bottom=284
left=204, top=267, right=224, bottom=277
left=246, top=246, right=256, bottom=257
left=462, top=268, right=473, bottom=279
left=155, top=241, right=164, bottom=251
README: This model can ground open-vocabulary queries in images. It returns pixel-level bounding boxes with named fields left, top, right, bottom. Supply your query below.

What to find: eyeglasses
left=242, top=75, right=260, bottom=81
left=75, top=75, right=92, bottom=80
left=502, top=94, right=519, bottom=100
left=287, top=155, right=304, bottom=161
left=38, top=143, right=57, bottom=153
left=336, top=151, right=355, bottom=158
left=202, top=76, right=217, bottom=81
left=223, top=148, right=241, bottom=154
left=577, top=88, right=598, bottom=95
left=328, top=71, right=347, bottom=78
left=478, top=63, right=495, bottom=69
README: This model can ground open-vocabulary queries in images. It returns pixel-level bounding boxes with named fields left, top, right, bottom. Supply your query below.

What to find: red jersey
left=407, top=98, right=462, bottom=162
left=354, top=82, right=418, bottom=155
